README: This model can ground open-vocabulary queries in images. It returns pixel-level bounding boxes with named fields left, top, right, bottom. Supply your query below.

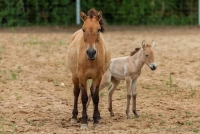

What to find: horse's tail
left=87, top=8, right=105, bottom=33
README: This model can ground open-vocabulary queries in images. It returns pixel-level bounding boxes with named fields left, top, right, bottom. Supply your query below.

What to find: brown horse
left=67, top=8, right=111, bottom=129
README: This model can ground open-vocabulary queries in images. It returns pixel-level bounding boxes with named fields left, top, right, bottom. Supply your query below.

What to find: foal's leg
left=70, top=75, right=80, bottom=123
left=108, top=77, right=120, bottom=117
left=132, top=80, right=139, bottom=117
left=125, top=76, right=132, bottom=119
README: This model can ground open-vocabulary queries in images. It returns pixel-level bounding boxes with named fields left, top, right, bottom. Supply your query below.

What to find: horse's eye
left=82, top=29, right=85, bottom=32
left=146, top=55, right=149, bottom=57
left=98, top=29, right=101, bottom=32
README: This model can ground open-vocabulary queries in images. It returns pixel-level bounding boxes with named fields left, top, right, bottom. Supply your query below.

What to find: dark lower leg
left=72, top=86, right=80, bottom=119
left=92, top=88, right=100, bottom=124
left=90, top=85, right=101, bottom=119
left=132, top=94, right=139, bottom=117
left=81, top=89, right=88, bottom=124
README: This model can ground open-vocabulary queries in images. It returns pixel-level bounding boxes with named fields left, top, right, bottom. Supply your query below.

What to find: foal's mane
left=130, top=48, right=141, bottom=56
left=87, top=8, right=105, bottom=33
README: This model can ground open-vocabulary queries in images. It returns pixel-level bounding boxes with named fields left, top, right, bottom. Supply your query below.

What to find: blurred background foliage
left=0, top=0, right=198, bottom=27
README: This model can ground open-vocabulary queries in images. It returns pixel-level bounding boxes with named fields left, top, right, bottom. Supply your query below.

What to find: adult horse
left=67, top=8, right=111, bottom=129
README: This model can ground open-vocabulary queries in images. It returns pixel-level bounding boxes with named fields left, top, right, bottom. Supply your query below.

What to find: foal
left=88, top=40, right=157, bottom=118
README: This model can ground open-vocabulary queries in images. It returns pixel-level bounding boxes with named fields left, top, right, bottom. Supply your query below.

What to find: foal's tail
left=87, top=8, right=105, bottom=33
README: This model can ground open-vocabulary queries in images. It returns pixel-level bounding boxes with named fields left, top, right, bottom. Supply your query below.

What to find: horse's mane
left=130, top=48, right=141, bottom=56
left=87, top=8, right=105, bottom=33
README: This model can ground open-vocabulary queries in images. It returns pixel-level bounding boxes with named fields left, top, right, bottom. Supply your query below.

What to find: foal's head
left=142, top=40, right=157, bottom=70
left=80, top=8, right=104, bottom=60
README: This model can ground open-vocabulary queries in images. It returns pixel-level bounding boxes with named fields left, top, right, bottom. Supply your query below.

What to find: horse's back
left=67, top=29, right=83, bottom=75
left=100, top=33, right=111, bottom=74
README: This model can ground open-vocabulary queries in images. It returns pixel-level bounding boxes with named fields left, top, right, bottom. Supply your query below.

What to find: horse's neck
left=129, top=49, right=145, bottom=71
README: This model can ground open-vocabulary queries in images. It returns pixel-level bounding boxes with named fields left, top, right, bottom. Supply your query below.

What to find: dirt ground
left=0, top=26, right=200, bottom=134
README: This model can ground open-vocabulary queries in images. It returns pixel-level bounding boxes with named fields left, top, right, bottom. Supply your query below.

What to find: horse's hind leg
left=108, top=77, right=120, bottom=117
left=70, top=75, right=80, bottom=124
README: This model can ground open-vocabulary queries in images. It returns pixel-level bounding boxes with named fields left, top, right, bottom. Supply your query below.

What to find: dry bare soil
left=0, top=26, right=200, bottom=134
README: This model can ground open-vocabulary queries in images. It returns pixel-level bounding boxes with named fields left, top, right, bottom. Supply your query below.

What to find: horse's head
left=80, top=9, right=103, bottom=60
left=142, top=40, right=157, bottom=70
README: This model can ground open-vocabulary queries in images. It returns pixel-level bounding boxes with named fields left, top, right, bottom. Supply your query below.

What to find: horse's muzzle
left=149, top=63, right=157, bottom=71
left=86, top=49, right=97, bottom=60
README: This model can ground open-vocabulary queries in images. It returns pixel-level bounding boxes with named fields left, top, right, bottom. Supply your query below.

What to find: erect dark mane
left=130, top=48, right=141, bottom=56
left=87, top=8, right=105, bottom=33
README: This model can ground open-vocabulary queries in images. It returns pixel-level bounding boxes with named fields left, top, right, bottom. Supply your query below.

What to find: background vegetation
left=0, top=0, right=198, bottom=27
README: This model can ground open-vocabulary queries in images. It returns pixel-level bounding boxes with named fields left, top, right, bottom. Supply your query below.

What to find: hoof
left=110, top=112, right=114, bottom=117
left=70, top=118, right=78, bottom=124
left=133, top=110, right=139, bottom=117
left=80, top=124, right=88, bottom=129
left=127, top=115, right=131, bottom=119
left=93, top=123, right=100, bottom=128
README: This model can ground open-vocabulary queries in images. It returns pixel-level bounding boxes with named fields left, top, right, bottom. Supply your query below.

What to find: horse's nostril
left=152, top=66, right=157, bottom=70
left=93, top=50, right=96, bottom=55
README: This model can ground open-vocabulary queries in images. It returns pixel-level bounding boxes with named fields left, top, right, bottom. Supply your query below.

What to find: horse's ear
left=96, top=10, right=102, bottom=21
left=151, top=40, right=155, bottom=48
left=142, top=40, right=146, bottom=48
left=80, top=11, right=87, bottom=21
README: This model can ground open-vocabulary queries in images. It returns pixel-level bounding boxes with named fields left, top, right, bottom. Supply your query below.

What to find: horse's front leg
left=79, top=77, right=88, bottom=129
left=70, top=75, right=80, bottom=124
left=132, top=80, right=139, bottom=117
left=125, top=76, right=132, bottom=119
left=91, top=75, right=102, bottom=126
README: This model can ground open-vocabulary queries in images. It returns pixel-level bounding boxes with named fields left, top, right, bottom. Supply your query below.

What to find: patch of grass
left=193, top=128, right=199, bottom=133
left=10, top=124, right=17, bottom=134
left=119, top=94, right=125, bottom=99
left=186, top=121, right=193, bottom=126
left=54, top=80, right=59, bottom=86
left=158, top=113, right=162, bottom=117
left=160, top=120, right=166, bottom=125
left=36, top=54, right=41, bottom=57
left=17, top=66, right=22, bottom=73
left=147, top=85, right=153, bottom=90
left=0, top=96, right=3, bottom=101
left=59, top=41, right=66, bottom=45
left=15, top=93, right=22, bottom=100
left=10, top=70, right=17, bottom=80
left=26, top=120, right=46, bottom=127
left=0, top=125, right=5, bottom=133
left=162, top=74, right=173, bottom=89
left=100, top=92, right=104, bottom=98
left=37, top=120, right=46, bottom=127
left=185, top=111, right=192, bottom=115
left=87, top=79, right=92, bottom=85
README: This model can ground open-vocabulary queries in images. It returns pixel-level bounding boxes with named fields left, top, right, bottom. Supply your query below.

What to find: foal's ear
left=80, top=11, right=87, bottom=21
left=142, top=40, right=146, bottom=48
left=96, top=11, right=102, bottom=21
left=151, top=40, right=155, bottom=48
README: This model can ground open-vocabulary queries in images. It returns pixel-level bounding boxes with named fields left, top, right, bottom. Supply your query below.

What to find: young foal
left=88, top=41, right=156, bottom=118
left=67, top=8, right=111, bottom=129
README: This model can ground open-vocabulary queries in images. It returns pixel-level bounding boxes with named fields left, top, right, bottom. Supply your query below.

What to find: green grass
left=26, top=120, right=46, bottom=127
left=0, top=96, right=3, bottom=101
left=15, top=93, right=22, bottom=100
left=193, top=128, right=199, bottom=133
left=100, top=92, right=104, bottom=98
